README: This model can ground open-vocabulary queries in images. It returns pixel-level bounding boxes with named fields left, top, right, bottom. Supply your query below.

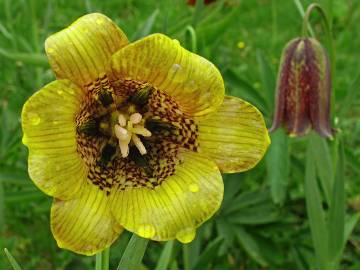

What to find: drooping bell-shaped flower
left=270, top=37, right=333, bottom=138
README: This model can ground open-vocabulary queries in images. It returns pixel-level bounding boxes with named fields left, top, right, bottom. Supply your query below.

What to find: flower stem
left=182, top=244, right=190, bottom=270
left=95, top=247, right=110, bottom=270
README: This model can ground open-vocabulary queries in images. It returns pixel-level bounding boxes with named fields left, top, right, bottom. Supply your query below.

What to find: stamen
left=132, top=134, right=147, bottom=155
left=132, top=126, right=152, bottom=137
left=118, top=114, right=127, bottom=127
left=130, top=113, right=142, bottom=124
left=119, top=140, right=130, bottom=158
left=114, top=112, right=151, bottom=157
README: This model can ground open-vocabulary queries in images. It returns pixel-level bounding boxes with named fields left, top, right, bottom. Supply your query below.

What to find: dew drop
left=176, top=227, right=196, bottom=243
left=22, top=135, right=28, bottom=145
left=28, top=112, right=41, bottom=125
left=137, top=224, right=156, bottom=238
left=57, top=89, right=64, bottom=96
left=67, top=88, right=75, bottom=95
left=189, top=183, right=199, bottom=193
left=96, top=18, right=104, bottom=25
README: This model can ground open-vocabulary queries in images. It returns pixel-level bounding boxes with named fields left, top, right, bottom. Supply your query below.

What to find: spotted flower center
left=75, top=75, right=199, bottom=194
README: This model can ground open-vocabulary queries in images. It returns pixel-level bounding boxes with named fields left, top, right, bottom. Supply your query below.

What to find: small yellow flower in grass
left=237, top=41, right=246, bottom=49
left=21, top=13, right=270, bottom=255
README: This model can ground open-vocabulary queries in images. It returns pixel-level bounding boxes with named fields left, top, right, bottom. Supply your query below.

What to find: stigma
left=114, top=112, right=152, bottom=158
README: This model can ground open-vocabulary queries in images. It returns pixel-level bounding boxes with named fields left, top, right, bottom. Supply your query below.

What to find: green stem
left=182, top=244, right=190, bottom=270
left=302, top=3, right=334, bottom=71
left=95, top=247, right=110, bottom=270
left=185, top=25, right=197, bottom=53
left=102, top=247, right=110, bottom=270
left=302, top=3, right=336, bottom=130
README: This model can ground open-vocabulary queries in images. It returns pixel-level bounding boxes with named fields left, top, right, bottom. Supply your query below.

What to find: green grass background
left=0, top=0, right=359, bottom=269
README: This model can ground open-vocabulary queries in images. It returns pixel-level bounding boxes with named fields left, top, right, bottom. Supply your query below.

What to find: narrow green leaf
left=0, top=48, right=48, bottom=67
left=256, top=50, right=276, bottom=109
left=215, top=218, right=235, bottom=255
left=304, top=140, right=329, bottom=270
left=155, top=241, right=174, bottom=270
left=117, top=234, right=149, bottom=270
left=224, top=69, right=269, bottom=115
left=229, top=204, right=280, bottom=225
left=328, top=139, right=345, bottom=266
left=4, top=248, right=22, bottom=270
left=234, top=226, right=268, bottom=267
left=191, top=0, right=204, bottom=28
left=192, top=237, right=223, bottom=270
left=344, top=213, right=360, bottom=244
left=292, top=0, right=316, bottom=36
left=339, top=72, right=360, bottom=116
left=0, top=180, right=4, bottom=232
left=132, top=9, right=159, bottom=40
left=196, top=8, right=239, bottom=46
left=309, top=135, right=333, bottom=206
left=291, top=246, right=309, bottom=270
left=266, top=129, right=289, bottom=205
left=224, top=188, right=271, bottom=215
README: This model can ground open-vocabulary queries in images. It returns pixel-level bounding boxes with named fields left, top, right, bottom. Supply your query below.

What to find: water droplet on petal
left=137, top=224, right=156, bottom=238
left=28, top=112, right=41, bottom=125
left=96, top=18, right=104, bottom=25
left=176, top=227, right=196, bottom=243
left=189, top=183, right=199, bottom=193
left=22, top=135, right=28, bottom=145
left=67, top=88, right=75, bottom=95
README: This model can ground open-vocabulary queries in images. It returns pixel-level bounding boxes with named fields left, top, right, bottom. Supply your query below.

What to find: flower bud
left=270, top=37, right=333, bottom=138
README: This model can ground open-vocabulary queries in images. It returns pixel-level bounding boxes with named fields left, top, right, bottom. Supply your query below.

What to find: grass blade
left=132, top=9, right=159, bottom=40
left=0, top=48, right=48, bottom=67
left=266, top=129, right=289, bottom=205
left=328, top=139, right=345, bottom=267
left=256, top=50, right=276, bottom=109
left=309, top=135, right=333, bottom=206
left=234, top=226, right=268, bottom=267
left=192, top=237, right=223, bottom=270
left=117, top=234, right=149, bottom=270
left=155, top=241, right=174, bottom=270
left=304, top=139, right=329, bottom=270
left=4, top=248, right=22, bottom=270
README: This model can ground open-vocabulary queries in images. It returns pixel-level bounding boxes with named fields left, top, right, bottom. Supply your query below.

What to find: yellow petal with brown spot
left=110, top=151, right=223, bottom=243
left=45, top=13, right=128, bottom=87
left=22, top=80, right=86, bottom=200
left=51, top=182, right=123, bottom=256
left=197, top=96, right=270, bottom=173
left=111, top=34, right=224, bottom=117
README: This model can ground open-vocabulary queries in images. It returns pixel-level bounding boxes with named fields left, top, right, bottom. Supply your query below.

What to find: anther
left=114, top=112, right=152, bottom=158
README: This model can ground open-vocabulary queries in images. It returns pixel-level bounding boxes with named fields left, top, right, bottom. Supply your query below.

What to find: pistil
left=114, top=112, right=152, bottom=158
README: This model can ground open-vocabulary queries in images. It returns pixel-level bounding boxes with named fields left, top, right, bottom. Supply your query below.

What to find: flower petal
left=197, top=96, right=270, bottom=173
left=51, top=183, right=123, bottom=256
left=111, top=34, right=224, bottom=116
left=111, top=151, right=223, bottom=243
left=22, top=80, right=86, bottom=200
left=45, top=13, right=128, bottom=87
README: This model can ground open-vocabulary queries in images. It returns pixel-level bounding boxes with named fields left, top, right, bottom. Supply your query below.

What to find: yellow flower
left=21, top=13, right=270, bottom=256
